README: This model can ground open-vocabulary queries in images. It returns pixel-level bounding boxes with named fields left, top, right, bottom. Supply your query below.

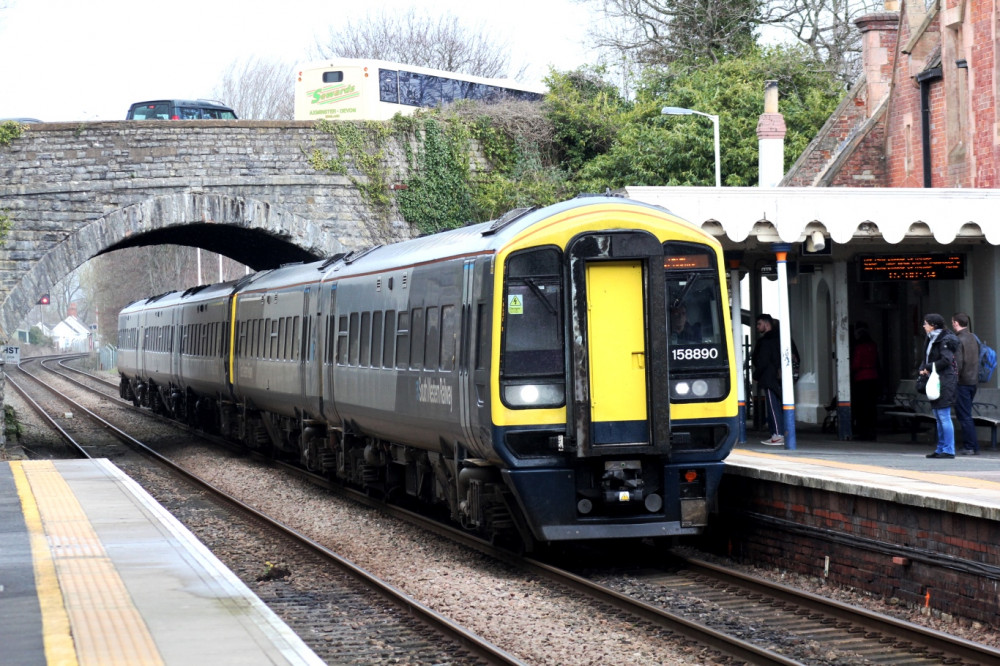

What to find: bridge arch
left=2, top=192, right=342, bottom=337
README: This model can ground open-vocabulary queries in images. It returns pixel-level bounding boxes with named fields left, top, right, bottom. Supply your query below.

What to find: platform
left=730, top=427, right=1000, bottom=520
left=0, top=458, right=323, bottom=666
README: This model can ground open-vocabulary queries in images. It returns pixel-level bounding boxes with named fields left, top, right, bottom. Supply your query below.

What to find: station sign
left=858, top=254, right=965, bottom=281
left=3, top=345, right=20, bottom=364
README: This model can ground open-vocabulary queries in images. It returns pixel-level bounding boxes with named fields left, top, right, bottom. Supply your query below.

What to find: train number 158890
left=670, top=347, right=719, bottom=361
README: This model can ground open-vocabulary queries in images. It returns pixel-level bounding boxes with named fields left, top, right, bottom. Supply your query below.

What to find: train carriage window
left=371, top=311, right=383, bottom=368
left=425, top=306, right=440, bottom=370
left=383, top=310, right=395, bottom=368
left=440, top=304, right=457, bottom=371
left=336, top=315, right=349, bottom=365
left=199, top=324, right=208, bottom=357
left=326, top=315, right=337, bottom=365
left=300, top=316, right=309, bottom=362
left=349, top=313, right=360, bottom=366
left=409, top=308, right=425, bottom=370
left=395, top=311, right=410, bottom=369
left=476, top=303, right=489, bottom=370
left=359, top=312, right=371, bottom=367
left=269, top=318, right=280, bottom=359
left=277, top=318, right=286, bottom=359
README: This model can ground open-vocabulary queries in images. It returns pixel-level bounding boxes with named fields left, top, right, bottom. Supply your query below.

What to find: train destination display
left=858, top=254, right=965, bottom=281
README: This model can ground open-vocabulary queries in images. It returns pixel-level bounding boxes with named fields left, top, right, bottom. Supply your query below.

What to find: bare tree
left=581, top=0, right=761, bottom=65
left=760, top=0, right=882, bottom=83
left=315, top=8, right=527, bottom=79
left=580, top=0, right=881, bottom=83
left=213, top=56, right=294, bottom=120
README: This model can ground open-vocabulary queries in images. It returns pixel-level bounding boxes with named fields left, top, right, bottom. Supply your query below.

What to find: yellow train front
left=482, top=197, right=737, bottom=541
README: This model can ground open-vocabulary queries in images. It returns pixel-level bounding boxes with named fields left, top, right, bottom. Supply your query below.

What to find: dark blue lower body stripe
left=592, top=420, right=648, bottom=444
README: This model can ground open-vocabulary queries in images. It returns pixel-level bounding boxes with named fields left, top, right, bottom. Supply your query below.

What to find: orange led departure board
left=858, top=254, right=965, bottom=281
left=664, top=255, right=711, bottom=270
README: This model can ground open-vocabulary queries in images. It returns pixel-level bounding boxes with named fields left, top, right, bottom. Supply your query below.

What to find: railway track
left=16, top=353, right=1000, bottom=664
left=10, top=355, right=524, bottom=666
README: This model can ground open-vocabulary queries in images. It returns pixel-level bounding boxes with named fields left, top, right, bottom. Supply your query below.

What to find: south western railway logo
left=416, top=377, right=453, bottom=409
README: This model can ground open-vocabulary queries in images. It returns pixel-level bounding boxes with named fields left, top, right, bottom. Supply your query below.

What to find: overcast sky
left=0, top=0, right=595, bottom=122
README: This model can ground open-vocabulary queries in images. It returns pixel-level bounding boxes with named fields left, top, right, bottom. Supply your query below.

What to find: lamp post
left=661, top=106, right=721, bottom=187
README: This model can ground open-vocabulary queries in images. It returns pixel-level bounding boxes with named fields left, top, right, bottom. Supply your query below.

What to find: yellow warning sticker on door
left=508, top=294, right=523, bottom=315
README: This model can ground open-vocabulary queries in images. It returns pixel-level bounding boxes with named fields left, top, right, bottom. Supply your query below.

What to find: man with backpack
left=952, top=313, right=980, bottom=455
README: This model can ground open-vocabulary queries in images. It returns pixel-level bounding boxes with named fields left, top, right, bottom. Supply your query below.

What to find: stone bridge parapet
left=0, top=120, right=414, bottom=336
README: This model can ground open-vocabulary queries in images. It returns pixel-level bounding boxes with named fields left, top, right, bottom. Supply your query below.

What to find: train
left=118, top=196, right=738, bottom=546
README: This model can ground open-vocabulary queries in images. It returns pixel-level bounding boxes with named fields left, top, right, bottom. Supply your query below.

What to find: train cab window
left=500, top=247, right=565, bottom=408
left=664, top=242, right=729, bottom=400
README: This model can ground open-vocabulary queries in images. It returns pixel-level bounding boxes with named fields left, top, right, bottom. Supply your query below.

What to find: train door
left=586, top=261, right=648, bottom=438
left=459, top=258, right=493, bottom=454
left=568, top=231, right=670, bottom=457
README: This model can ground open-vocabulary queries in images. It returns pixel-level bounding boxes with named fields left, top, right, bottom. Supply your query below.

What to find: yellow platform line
left=733, top=449, right=1000, bottom=490
left=11, top=461, right=77, bottom=666
left=16, top=461, right=164, bottom=666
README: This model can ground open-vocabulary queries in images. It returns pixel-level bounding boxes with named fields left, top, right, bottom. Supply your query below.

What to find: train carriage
left=119, top=196, right=738, bottom=546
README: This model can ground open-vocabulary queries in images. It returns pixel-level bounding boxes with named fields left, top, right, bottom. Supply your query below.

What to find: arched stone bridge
left=0, top=120, right=412, bottom=338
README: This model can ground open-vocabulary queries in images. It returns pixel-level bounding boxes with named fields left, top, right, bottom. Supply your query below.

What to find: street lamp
left=661, top=106, right=721, bottom=187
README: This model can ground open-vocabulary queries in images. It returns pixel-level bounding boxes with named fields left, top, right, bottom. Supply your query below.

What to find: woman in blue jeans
left=919, top=314, right=960, bottom=458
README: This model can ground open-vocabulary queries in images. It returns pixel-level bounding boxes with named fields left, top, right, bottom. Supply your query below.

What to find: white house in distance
left=51, top=314, right=91, bottom=351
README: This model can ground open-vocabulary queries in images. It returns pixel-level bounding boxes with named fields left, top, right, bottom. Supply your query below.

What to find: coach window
left=500, top=247, right=565, bottom=408
left=379, top=69, right=398, bottom=103
left=322, top=70, right=343, bottom=83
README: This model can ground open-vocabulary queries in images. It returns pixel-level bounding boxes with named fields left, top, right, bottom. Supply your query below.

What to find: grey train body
left=119, top=197, right=739, bottom=546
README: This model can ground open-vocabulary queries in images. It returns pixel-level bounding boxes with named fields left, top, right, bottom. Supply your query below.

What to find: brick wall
left=703, top=475, right=1000, bottom=625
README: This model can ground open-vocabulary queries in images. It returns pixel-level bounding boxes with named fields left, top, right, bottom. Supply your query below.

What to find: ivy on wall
left=0, top=120, right=24, bottom=148
left=306, top=107, right=570, bottom=237
left=308, top=119, right=395, bottom=214
left=0, top=122, right=21, bottom=248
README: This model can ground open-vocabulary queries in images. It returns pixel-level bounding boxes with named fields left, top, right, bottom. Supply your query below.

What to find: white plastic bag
left=926, top=364, right=941, bottom=400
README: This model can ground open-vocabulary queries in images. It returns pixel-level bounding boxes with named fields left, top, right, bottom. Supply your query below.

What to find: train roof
left=316, top=196, right=687, bottom=277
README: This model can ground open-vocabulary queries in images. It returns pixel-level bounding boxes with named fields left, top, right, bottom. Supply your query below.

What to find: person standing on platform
left=952, top=312, right=980, bottom=455
left=753, top=314, right=784, bottom=445
left=919, top=314, right=960, bottom=459
left=850, top=324, right=880, bottom=440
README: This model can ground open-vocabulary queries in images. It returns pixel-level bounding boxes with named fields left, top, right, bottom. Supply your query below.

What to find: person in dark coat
left=919, top=313, right=960, bottom=458
left=850, top=325, right=880, bottom=440
left=952, top=312, right=980, bottom=455
left=752, top=314, right=784, bottom=445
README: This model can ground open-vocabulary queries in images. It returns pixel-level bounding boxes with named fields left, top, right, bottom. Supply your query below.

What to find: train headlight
left=669, top=377, right=726, bottom=400
left=503, top=382, right=565, bottom=408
